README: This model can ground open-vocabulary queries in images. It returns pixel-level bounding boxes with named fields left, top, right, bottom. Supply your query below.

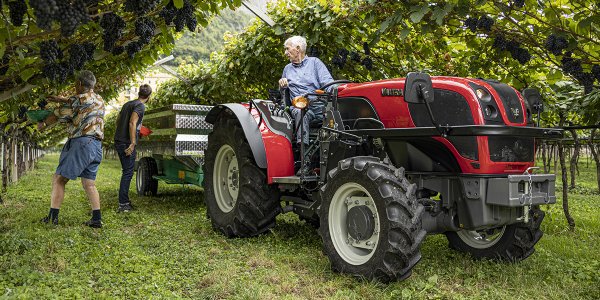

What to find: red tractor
left=202, top=72, right=562, bottom=282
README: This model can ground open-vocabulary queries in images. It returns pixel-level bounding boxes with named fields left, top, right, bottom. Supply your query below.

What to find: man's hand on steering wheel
left=279, top=78, right=289, bottom=88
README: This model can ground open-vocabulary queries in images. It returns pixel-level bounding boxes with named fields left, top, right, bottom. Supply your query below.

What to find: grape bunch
left=332, top=49, right=349, bottom=69
left=42, top=61, right=74, bottom=83
left=126, top=41, right=144, bottom=58
left=505, top=41, right=530, bottom=64
left=56, top=0, right=91, bottom=37
left=8, top=0, right=28, bottom=27
left=477, top=15, right=494, bottom=32
left=338, top=48, right=349, bottom=59
left=111, top=46, right=125, bottom=56
left=159, top=1, right=177, bottom=24
left=544, top=34, right=568, bottom=55
left=464, top=16, right=494, bottom=32
left=40, top=40, right=63, bottom=63
left=464, top=17, right=478, bottom=32
left=37, top=99, right=48, bottom=109
left=30, top=0, right=90, bottom=37
left=561, top=53, right=595, bottom=93
left=135, top=17, right=156, bottom=45
left=593, top=65, right=600, bottom=82
left=513, top=0, right=525, bottom=8
left=0, top=54, right=10, bottom=76
left=491, top=36, right=531, bottom=65
left=363, top=42, right=371, bottom=56
left=561, top=53, right=583, bottom=78
left=69, top=42, right=96, bottom=70
left=492, top=35, right=508, bottom=51
left=579, top=74, right=595, bottom=94
left=307, top=46, right=320, bottom=57
left=18, top=106, right=28, bottom=119
left=509, top=47, right=531, bottom=64
left=361, top=57, right=373, bottom=70
left=161, top=0, right=197, bottom=32
left=29, top=0, right=59, bottom=30
left=100, top=13, right=126, bottom=52
left=175, top=0, right=196, bottom=32
left=350, top=51, right=361, bottom=63
left=124, top=0, right=160, bottom=15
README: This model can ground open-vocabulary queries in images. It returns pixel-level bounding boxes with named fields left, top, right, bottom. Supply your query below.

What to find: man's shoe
left=40, top=216, right=58, bottom=225
left=117, top=203, right=134, bottom=213
left=84, top=219, right=102, bottom=228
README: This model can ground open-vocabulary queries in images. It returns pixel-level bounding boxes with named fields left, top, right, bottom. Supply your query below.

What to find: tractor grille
left=409, top=89, right=478, bottom=160
left=488, top=136, right=534, bottom=162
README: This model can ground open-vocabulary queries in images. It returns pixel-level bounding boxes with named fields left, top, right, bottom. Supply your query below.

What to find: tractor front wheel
left=445, top=206, right=545, bottom=261
left=319, top=157, right=426, bottom=282
left=202, top=115, right=281, bottom=237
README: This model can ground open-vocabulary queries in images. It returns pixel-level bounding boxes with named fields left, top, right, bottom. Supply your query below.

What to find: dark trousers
left=115, top=142, right=136, bottom=205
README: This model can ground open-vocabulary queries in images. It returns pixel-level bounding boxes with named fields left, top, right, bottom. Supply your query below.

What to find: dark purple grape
left=492, top=35, right=508, bottom=51
left=361, top=57, right=373, bottom=70
left=465, top=17, right=478, bottom=32
left=8, top=0, right=28, bottom=27
left=513, top=0, right=525, bottom=8
left=307, top=46, right=320, bottom=57
left=40, top=40, right=63, bottom=63
left=350, top=51, right=361, bottom=62
left=592, top=65, right=600, bottom=82
left=0, top=54, right=9, bottom=76
left=477, top=15, right=494, bottom=32
left=30, top=0, right=58, bottom=30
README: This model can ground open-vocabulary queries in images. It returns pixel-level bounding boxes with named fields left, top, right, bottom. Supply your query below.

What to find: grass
left=0, top=154, right=598, bottom=299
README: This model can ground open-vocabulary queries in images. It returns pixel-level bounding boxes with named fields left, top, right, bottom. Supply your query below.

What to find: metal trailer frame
left=136, top=104, right=213, bottom=191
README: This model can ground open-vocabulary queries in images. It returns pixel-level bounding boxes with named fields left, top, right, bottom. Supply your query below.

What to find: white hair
left=284, top=36, right=307, bottom=53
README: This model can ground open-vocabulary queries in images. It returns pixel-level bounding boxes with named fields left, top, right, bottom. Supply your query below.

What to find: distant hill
left=168, top=1, right=271, bottom=66
left=169, top=9, right=253, bottom=66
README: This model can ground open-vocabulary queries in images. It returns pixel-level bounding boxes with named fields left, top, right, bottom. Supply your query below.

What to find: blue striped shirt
left=282, top=56, right=333, bottom=114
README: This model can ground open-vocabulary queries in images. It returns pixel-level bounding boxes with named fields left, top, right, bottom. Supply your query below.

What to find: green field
left=1, top=154, right=598, bottom=299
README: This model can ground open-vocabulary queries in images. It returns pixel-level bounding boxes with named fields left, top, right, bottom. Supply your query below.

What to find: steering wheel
left=320, top=79, right=353, bottom=91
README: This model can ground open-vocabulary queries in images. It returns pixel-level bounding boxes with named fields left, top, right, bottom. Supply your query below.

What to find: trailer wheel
left=136, top=157, right=158, bottom=196
left=445, top=206, right=545, bottom=261
left=319, top=157, right=426, bottom=282
left=203, top=116, right=281, bottom=237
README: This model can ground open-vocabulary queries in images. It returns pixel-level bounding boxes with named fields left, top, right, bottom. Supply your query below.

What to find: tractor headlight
left=484, top=105, right=497, bottom=118
left=292, top=96, right=309, bottom=109
left=476, top=88, right=491, bottom=102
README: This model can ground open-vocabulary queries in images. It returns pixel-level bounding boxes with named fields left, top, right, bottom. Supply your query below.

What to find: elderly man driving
left=279, top=36, right=333, bottom=147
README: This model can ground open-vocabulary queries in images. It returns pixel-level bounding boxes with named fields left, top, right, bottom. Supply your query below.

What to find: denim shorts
left=56, top=136, right=103, bottom=180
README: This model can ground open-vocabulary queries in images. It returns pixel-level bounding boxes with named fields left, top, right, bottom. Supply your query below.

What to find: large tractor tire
left=319, top=157, right=426, bottom=282
left=136, top=157, right=158, bottom=196
left=202, top=115, right=281, bottom=238
left=445, top=206, right=545, bottom=261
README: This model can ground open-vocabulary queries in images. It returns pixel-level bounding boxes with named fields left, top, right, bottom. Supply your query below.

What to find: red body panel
left=337, top=77, right=534, bottom=175
left=246, top=104, right=295, bottom=183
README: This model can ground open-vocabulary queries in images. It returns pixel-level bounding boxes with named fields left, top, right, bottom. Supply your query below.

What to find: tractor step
left=272, top=175, right=319, bottom=184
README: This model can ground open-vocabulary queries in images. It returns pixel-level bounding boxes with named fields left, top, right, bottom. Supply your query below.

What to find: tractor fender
left=205, top=104, right=267, bottom=168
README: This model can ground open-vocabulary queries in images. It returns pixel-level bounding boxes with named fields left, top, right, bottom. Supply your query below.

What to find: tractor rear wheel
left=445, top=206, right=545, bottom=261
left=319, top=157, right=426, bottom=282
left=202, top=115, right=281, bottom=237
left=136, top=157, right=158, bottom=196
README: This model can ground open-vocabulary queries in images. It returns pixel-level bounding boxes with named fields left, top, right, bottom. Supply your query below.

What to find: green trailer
left=135, top=104, right=213, bottom=195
